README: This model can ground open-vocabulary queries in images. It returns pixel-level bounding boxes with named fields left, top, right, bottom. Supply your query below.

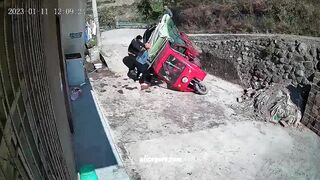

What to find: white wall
left=59, top=0, right=87, bottom=58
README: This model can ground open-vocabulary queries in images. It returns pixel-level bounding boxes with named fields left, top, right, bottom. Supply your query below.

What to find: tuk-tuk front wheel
left=194, top=81, right=208, bottom=95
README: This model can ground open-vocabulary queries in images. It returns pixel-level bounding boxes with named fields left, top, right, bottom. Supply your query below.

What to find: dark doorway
left=56, top=15, right=74, bottom=133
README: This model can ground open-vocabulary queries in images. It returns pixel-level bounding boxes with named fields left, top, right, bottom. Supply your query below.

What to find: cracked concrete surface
left=89, top=29, right=320, bottom=180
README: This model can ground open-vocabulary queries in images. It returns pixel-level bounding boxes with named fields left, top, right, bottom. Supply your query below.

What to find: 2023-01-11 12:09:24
left=7, top=8, right=86, bottom=15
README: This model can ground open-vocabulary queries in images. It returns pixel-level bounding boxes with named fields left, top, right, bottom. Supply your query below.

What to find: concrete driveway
left=89, top=29, right=320, bottom=180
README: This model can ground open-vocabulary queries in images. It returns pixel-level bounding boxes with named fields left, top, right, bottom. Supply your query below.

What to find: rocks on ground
left=238, top=84, right=303, bottom=127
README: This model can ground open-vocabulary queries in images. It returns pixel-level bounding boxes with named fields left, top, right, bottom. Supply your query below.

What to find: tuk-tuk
left=145, top=14, right=208, bottom=95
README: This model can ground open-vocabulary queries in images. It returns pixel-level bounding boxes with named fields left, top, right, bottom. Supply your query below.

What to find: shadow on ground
left=71, top=79, right=117, bottom=171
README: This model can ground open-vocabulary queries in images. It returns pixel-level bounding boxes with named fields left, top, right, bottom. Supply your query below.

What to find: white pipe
left=91, top=0, right=101, bottom=47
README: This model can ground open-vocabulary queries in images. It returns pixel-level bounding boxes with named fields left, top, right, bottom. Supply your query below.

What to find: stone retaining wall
left=190, top=34, right=320, bottom=135
left=191, top=35, right=320, bottom=89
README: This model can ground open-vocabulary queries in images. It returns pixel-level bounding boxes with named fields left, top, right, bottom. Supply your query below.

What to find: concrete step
left=95, top=165, right=130, bottom=180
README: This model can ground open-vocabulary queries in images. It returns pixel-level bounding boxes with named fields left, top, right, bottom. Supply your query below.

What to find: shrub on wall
left=137, top=0, right=163, bottom=21
left=99, top=8, right=116, bottom=28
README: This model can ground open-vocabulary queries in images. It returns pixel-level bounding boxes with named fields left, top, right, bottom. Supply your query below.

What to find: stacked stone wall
left=191, top=34, right=320, bottom=135
left=191, top=35, right=320, bottom=89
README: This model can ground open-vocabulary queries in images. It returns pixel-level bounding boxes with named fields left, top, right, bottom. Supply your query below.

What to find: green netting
left=148, top=14, right=185, bottom=64
left=167, top=19, right=185, bottom=46
left=149, top=37, right=166, bottom=60
left=160, top=15, right=185, bottom=46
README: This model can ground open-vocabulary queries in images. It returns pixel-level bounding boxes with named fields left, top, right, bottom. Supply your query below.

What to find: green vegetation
left=96, top=0, right=320, bottom=37
left=137, top=0, right=164, bottom=21
left=98, top=7, right=116, bottom=29
left=167, top=0, right=320, bottom=37
left=98, top=0, right=164, bottom=28
left=86, top=38, right=96, bottom=49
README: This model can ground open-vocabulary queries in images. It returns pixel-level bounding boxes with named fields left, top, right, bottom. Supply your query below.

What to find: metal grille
left=0, top=0, right=72, bottom=179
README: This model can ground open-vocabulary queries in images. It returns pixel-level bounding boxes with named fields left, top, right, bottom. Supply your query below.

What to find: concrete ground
left=89, top=29, right=320, bottom=180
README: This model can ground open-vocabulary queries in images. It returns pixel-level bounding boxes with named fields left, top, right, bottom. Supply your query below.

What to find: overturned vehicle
left=125, top=14, right=208, bottom=95
left=146, top=14, right=208, bottom=95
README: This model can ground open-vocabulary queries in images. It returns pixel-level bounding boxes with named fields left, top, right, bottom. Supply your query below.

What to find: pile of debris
left=238, top=83, right=303, bottom=127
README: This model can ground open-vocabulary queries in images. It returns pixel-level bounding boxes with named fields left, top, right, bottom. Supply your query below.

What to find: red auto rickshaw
left=145, top=14, right=208, bottom=95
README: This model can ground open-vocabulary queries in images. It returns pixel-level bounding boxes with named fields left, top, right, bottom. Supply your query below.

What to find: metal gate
left=0, top=0, right=73, bottom=179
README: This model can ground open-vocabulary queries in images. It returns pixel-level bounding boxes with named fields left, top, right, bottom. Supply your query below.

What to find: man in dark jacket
left=128, top=35, right=146, bottom=56
left=124, top=35, right=152, bottom=85
left=126, top=35, right=153, bottom=89
left=122, top=55, right=137, bottom=80
left=123, top=35, right=146, bottom=80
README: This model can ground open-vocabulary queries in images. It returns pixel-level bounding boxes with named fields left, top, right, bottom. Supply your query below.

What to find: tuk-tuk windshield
left=160, top=55, right=186, bottom=83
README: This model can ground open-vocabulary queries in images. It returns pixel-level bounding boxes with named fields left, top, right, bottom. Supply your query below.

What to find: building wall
left=59, top=0, right=87, bottom=59
left=0, top=0, right=76, bottom=179
left=42, top=0, right=77, bottom=178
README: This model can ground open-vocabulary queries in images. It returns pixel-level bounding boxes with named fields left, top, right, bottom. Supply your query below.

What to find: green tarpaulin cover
left=148, top=14, right=185, bottom=62
left=159, top=15, right=185, bottom=46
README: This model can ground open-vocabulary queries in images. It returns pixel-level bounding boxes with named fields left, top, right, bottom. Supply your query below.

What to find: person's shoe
left=140, top=83, right=150, bottom=90
left=127, top=70, right=138, bottom=80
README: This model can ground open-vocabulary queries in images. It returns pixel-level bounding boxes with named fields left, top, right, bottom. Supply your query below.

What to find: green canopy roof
left=159, top=15, right=185, bottom=46
left=148, top=14, right=185, bottom=62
